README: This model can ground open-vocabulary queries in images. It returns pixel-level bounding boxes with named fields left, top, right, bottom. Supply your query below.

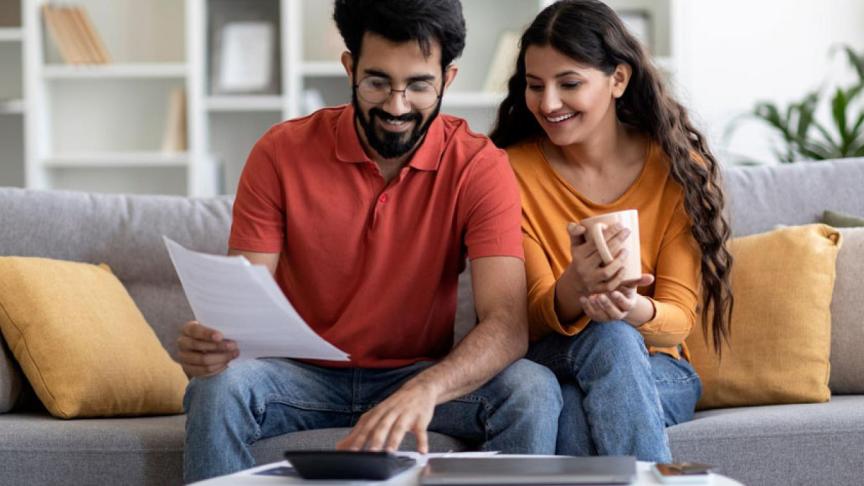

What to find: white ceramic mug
left=579, top=209, right=641, bottom=284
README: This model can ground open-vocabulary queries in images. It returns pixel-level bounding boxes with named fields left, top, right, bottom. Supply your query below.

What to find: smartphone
left=651, top=462, right=714, bottom=484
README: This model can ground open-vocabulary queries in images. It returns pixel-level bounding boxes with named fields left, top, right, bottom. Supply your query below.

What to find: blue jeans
left=526, top=320, right=702, bottom=463
left=183, top=358, right=562, bottom=482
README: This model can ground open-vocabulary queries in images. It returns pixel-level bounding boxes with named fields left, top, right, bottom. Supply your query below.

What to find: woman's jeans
left=183, top=358, right=562, bottom=483
left=527, top=320, right=702, bottom=463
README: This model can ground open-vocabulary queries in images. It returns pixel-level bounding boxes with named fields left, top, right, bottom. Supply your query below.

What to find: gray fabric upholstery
left=454, top=262, right=476, bottom=344
left=0, top=158, right=863, bottom=485
left=0, top=188, right=232, bottom=361
left=669, top=396, right=864, bottom=486
left=723, top=159, right=864, bottom=237
left=0, top=339, right=22, bottom=413
left=829, top=228, right=864, bottom=394
left=0, top=414, right=463, bottom=486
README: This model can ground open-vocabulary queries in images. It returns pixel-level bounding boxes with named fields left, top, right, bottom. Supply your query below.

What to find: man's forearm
left=403, top=314, right=528, bottom=405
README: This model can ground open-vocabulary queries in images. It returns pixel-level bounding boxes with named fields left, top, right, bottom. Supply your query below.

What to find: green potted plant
left=727, top=45, right=864, bottom=164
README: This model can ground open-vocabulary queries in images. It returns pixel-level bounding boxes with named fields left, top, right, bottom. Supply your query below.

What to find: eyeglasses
left=354, top=76, right=441, bottom=110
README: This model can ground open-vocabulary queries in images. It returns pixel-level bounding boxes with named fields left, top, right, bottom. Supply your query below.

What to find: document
left=163, top=237, right=349, bottom=361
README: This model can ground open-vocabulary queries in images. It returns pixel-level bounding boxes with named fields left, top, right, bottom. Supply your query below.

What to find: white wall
left=673, top=0, right=864, bottom=164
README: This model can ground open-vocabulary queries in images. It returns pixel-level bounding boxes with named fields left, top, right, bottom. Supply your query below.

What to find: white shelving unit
left=43, top=152, right=190, bottom=168
left=16, top=0, right=216, bottom=196
left=0, top=0, right=679, bottom=195
left=0, top=27, right=22, bottom=42
left=41, top=63, right=188, bottom=79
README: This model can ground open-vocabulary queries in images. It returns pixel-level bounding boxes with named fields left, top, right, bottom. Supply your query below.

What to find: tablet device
left=283, top=450, right=416, bottom=480
left=421, top=456, right=635, bottom=485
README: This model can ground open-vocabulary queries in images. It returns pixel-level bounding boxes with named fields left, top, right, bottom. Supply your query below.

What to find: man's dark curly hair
left=333, top=0, right=466, bottom=70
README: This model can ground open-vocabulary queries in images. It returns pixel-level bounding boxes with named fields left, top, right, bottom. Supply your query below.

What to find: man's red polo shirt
left=228, top=104, right=523, bottom=368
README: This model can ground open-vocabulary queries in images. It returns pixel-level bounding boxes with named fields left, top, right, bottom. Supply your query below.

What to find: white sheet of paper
left=163, top=237, right=349, bottom=361
left=395, top=451, right=499, bottom=467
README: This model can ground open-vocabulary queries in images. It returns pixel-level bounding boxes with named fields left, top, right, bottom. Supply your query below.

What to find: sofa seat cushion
left=0, top=413, right=187, bottom=486
left=668, top=395, right=864, bottom=486
left=0, top=413, right=466, bottom=486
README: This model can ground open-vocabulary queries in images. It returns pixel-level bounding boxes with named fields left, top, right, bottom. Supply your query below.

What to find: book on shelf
left=41, top=4, right=111, bottom=65
left=162, top=88, right=188, bottom=153
left=70, top=6, right=110, bottom=63
left=483, top=31, right=521, bottom=93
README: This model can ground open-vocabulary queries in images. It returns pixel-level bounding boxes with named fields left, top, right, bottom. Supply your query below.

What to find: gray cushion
left=829, top=228, right=864, bottom=394
left=668, top=395, right=864, bottom=486
left=0, top=338, right=22, bottom=413
left=723, top=159, right=864, bottom=237
left=822, top=209, right=864, bottom=227
left=0, top=413, right=465, bottom=486
left=454, top=261, right=476, bottom=344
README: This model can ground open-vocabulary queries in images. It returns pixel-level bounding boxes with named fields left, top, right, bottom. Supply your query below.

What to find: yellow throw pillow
left=0, top=258, right=188, bottom=418
left=686, top=224, right=841, bottom=410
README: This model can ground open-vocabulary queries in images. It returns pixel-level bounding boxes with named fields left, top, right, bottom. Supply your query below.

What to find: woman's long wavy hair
left=490, top=0, right=734, bottom=354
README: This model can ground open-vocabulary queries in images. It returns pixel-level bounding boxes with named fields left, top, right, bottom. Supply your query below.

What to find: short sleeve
left=459, top=149, right=524, bottom=261
left=228, top=129, right=286, bottom=253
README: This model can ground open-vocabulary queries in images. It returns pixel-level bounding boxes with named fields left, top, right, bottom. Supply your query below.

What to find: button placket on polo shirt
left=370, top=166, right=411, bottom=229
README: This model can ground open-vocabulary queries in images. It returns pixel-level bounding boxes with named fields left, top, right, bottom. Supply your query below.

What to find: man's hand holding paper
left=164, top=236, right=349, bottom=378
left=177, top=321, right=239, bottom=378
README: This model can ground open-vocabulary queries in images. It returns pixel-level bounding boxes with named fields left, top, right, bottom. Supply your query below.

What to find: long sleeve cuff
left=528, top=284, right=590, bottom=340
left=638, top=297, right=693, bottom=348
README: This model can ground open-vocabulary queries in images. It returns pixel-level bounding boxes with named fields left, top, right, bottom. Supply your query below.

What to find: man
left=180, top=0, right=562, bottom=482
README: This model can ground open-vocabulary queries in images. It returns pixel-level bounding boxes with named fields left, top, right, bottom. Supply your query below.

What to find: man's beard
left=353, top=93, right=441, bottom=159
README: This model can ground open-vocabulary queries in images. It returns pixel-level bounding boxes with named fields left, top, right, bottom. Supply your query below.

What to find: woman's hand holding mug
left=555, top=209, right=655, bottom=325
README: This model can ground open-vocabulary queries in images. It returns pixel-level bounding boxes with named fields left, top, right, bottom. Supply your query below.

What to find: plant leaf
left=831, top=87, right=850, bottom=152
left=839, top=45, right=864, bottom=84
left=810, top=119, right=841, bottom=153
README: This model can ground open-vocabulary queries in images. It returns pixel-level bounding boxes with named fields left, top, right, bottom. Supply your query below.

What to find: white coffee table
left=193, top=457, right=744, bottom=485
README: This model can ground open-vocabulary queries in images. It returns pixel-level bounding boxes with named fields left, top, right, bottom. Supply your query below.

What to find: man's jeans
left=527, top=320, right=702, bottom=463
left=183, top=358, right=562, bottom=482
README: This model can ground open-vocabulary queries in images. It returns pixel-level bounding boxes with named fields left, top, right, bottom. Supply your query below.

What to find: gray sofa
left=0, top=158, right=863, bottom=486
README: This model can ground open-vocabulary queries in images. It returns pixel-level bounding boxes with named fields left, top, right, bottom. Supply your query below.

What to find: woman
left=490, top=0, right=734, bottom=462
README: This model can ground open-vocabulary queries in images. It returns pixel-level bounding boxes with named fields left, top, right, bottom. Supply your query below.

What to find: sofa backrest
left=0, top=157, right=862, bottom=363
left=723, top=158, right=864, bottom=237
left=0, top=188, right=232, bottom=360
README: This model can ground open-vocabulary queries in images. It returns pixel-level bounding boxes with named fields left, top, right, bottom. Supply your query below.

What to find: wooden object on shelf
left=70, top=6, right=111, bottom=63
left=42, top=5, right=81, bottom=63
left=482, top=31, right=520, bottom=93
left=162, top=88, right=188, bottom=152
left=41, top=4, right=110, bottom=64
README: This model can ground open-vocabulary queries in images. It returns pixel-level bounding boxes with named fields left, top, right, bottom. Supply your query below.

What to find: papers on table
left=163, top=237, right=349, bottom=361
left=394, top=451, right=499, bottom=467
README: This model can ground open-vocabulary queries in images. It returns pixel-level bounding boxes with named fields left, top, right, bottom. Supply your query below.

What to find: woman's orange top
left=508, top=139, right=701, bottom=360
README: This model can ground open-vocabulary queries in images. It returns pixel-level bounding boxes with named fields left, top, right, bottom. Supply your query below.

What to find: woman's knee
left=495, top=359, right=563, bottom=410
left=583, top=320, right=646, bottom=354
